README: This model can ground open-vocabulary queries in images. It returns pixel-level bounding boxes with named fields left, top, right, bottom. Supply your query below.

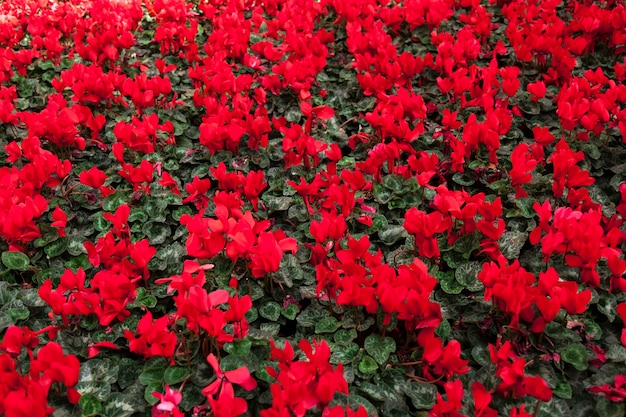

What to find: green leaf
left=67, top=237, right=87, bottom=256
left=378, top=225, right=407, bottom=246
left=92, top=213, right=109, bottom=232
left=364, top=334, right=396, bottom=365
left=454, top=262, right=483, bottom=291
left=172, top=206, right=193, bottom=221
left=329, top=342, right=360, bottom=364
left=139, top=357, right=168, bottom=385
left=259, top=301, right=282, bottom=321
left=334, top=329, right=358, bottom=346
left=164, top=366, right=191, bottom=385
left=282, top=303, right=299, bottom=320
left=553, top=380, right=572, bottom=399
left=0, top=312, right=12, bottom=332
left=471, top=345, right=491, bottom=366
left=103, top=192, right=128, bottom=212
left=597, top=293, right=617, bottom=321
left=297, top=305, right=329, bottom=327
left=117, top=358, right=142, bottom=390
left=178, top=384, right=203, bottom=413
left=219, top=354, right=257, bottom=373
left=139, top=368, right=165, bottom=385
left=373, top=185, right=392, bottom=204
left=437, top=271, right=464, bottom=294
left=142, top=222, right=172, bottom=245
left=359, top=381, right=399, bottom=402
left=264, top=195, right=292, bottom=211
left=595, top=398, right=625, bottom=417
left=79, top=393, right=102, bottom=416
left=76, top=381, right=111, bottom=402
left=515, top=198, right=537, bottom=219
left=65, top=254, right=91, bottom=272
left=102, top=393, right=136, bottom=417
left=543, top=322, right=581, bottom=342
left=131, top=287, right=157, bottom=309
left=499, top=231, right=528, bottom=260
left=44, top=238, right=67, bottom=258
left=435, top=319, right=451, bottom=340
left=80, top=358, right=119, bottom=384
left=344, top=394, right=378, bottom=417
left=144, top=382, right=162, bottom=406
left=560, top=343, right=588, bottom=371
left=315, top=316, right=341, bottom=334
left=1, top=251, right=30, bottom=271
left=382, top=175, right=403, bottom=192
left=358, top=355, right=379, bottom=374
left=403, top=382, right=437, bottom=410
left=6, top=307, right=29, bottom=322
left=223, top=338, right=252, bottom=356
left=371, top=215, right=388, bottom=232
left=452, top=172, right=475, bottom=186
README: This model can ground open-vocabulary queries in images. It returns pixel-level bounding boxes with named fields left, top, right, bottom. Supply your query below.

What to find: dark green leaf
left=378, top=225, right=407, bottom=246
left=595, top=398, right=625, bottom=417
left=334, top=329, right=358, bottom=346
left=329, top=342, right=360, bottom=364
left=560, top=343, right=588, bottom=371
left=76, top=382, right=111, bottom=402
left=67, top=237, right=87, bottom=256
left=0, top=312, right=12, bottom=331
left=117, top=358, right=142, bottom=390
left=142, top=222, right=172, bottom=245
left=223, top=339, right=252, bottom=356
left=597, top=293, right=617, bottom=321
left=6, top=307, right=29, bottom=322
left=454, top=262, right=483, bottom=291
left=282, top=303, right=299, bottom=320
left=102, top=393, right=136, bottom=417
left=553, top=380, right=572, bottom=399
left=1, top=251, right=30, bottom=271
left=103, top=192, right=128, bottom=212
left=297, top=305, right=329, bottom=327
left=500, top=231, right=528, bottom=260
left=164, top=366, right=191, bottom=385
left=79, top=393, right=102, bottom=416
left=403, top=382, right=437, bottom=409
left=259, top=301, right=282, bottom=321
left=144, top=382, right=163, bottom=405
left=315, top=316, right=341, bottom=334
left=44, top=238, right=67, bottom=258
left=364, top=334, right=396, bottom=365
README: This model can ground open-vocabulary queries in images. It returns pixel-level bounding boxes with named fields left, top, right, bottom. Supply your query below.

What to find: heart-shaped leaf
left=364, top=334, right=396, bottom=365
left=561, top=343, right=589, bottom=371
left=1, top=251, right=29, bottom=271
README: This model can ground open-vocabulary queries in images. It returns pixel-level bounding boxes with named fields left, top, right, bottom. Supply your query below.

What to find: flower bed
left=0, top=0, right=626, bottom=416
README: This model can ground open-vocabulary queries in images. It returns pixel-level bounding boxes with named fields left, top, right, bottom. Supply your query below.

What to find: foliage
left=0, top=0, right=626, bottom=416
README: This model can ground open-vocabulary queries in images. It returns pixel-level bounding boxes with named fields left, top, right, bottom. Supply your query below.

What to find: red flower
left=79, top=166, right=107, bottom=189
left=249, top=231, right=298, bottom=277
left=404, top=208, right=450, bottom=258
left=429, top=379, right=465, bottom=417
left=152, top=385, right=184, bottom=417
left=124, top=312, right=177, bottom=359
left=527, top=81, right=546, bottom=101
left=202, top=353, right=257, bottom=398
left=50, top=206, right=67, bottom=237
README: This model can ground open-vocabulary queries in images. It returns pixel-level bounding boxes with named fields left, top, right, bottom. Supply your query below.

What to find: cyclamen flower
left=152, top=385, right=184, bottom=417
left=124, top=312, right=177, bottom=360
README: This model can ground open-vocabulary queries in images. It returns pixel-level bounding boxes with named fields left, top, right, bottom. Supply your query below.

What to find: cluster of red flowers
left=0, top=326, right=80, bottom=417
left=0, top=0, right=625, bottom=415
